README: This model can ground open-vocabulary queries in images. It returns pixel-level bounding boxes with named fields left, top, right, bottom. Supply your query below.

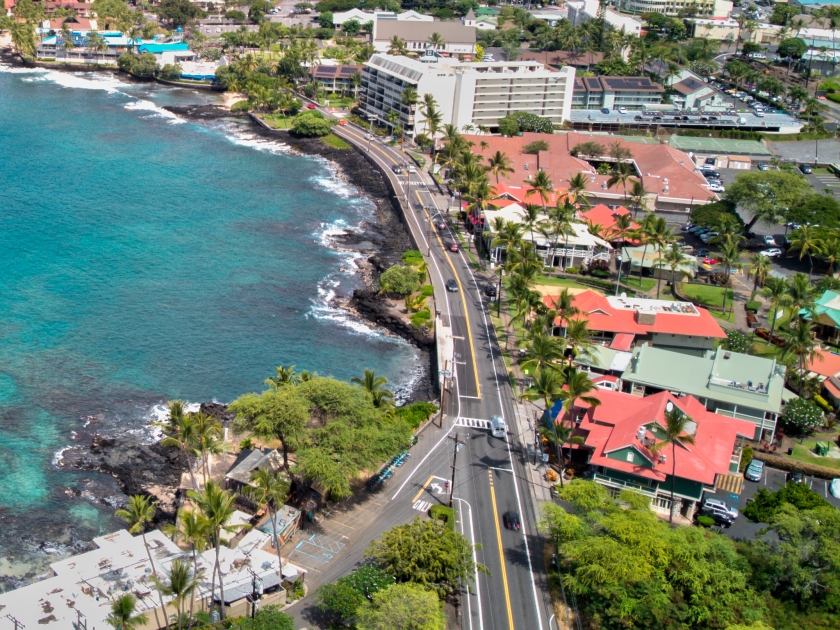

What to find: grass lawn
left=750, top=340, right=786, bottom=360
left=790, top=438, right=840, bottom=471
left=622, top=276, right=658, bottom=292
left=320, top=96, right=355, bottom=109
left=534, top=275, right=600, bottom=292
left=258, top=113, right=292, bottom=129
left=321, top=133, right=352, bottom=149
left=681, top=283, right=734, bottom=308
left=813, top=167, right=834, bottom=175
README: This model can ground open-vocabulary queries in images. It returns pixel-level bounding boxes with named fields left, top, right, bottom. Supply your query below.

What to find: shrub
left=739, top=446, right=754, bottom=472
left=565, top=267, right=578, bottom=274
left=782, top=397, right=824, bottom=434
left=745, top=300, right=761, bottom=313
left=395, top=401, right=438, bottom=430
left=421, top=284, right=434, bottom=297
left=721, top=329, right=752, bottom=354
left=402, top=250, right=423, bottom=265
left=697, top=515, right=715, bottom=528
left=410, top=308, right=431, bottom=327
left=498, top=111, right=554, bottom=136
left=239, top=437, right=256, bottom=451
left=429, top=504, right=456, bottom=529
left=379, top=264, right=421, bottom=295
left=523, top=140, right=549, bottom=154
left=231, top=100, right=252, bottom=112
left=591, top=269, right=610, bottom=278
left=814, top=394, right=834, bottom=413
left=291, top=110, right=333, bottom=137
left=743, top=480, right=831, bottom=523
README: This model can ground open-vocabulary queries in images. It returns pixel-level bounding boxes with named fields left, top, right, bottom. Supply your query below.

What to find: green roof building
left=801, top=290, right=840, bottom=343
left=620, top=345, right=794, bottom=442
left=475, top=7, right=500, bottom=15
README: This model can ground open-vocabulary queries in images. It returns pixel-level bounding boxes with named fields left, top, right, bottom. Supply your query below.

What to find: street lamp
left=615, top=253, right=623, bottom=296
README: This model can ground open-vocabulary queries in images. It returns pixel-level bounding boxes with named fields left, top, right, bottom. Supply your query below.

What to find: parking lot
left=704, top=464, right=840, bottom=540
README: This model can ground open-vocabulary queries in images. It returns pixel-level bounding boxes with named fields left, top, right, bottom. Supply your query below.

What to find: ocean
left=0, top=65, right=422, bottom=586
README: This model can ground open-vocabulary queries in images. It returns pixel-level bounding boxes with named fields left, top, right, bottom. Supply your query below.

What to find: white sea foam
left=52, top=446, right=73, bottom=467
left=307, top=279, right=387, bottom=339
left=222, top=127, right=291, bottom=155
left=20, top=69, right=126, bottom=93
left=124, top=99, right=186, bottom=124
left=311, top=174, right=360, bottom=199
left=0, top=64, right=49, bottom=74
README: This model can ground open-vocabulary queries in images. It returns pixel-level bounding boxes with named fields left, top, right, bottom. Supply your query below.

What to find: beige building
left=689, top=18, right=784, bottom=44
left=624, top=0, right=732, bottom=17
left=371, top=19, right=477, bottom=55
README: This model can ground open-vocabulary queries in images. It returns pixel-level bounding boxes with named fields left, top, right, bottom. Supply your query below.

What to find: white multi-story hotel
left=359, top=53, right=576, bottom=135
left=621, top=0, right=731, bottom=17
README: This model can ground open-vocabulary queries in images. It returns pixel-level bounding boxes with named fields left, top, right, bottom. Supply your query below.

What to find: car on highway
left=799, top=163, right=813, bottom=174
left=503, top=511, right=521, bottom=531
left=702, top=497, right=739, bottom=519
left=485, top=284, right=497, bottom=298
left=449, top=242, right=459, bottom=252
left=760, top=248, right=782, bottom=257
left=391, top=164, right=402, bottom=174
left=601, top=108, right=610, bottom=114
left=445, top=279, right=458, bottom=292
left=788, top=471, right=806, bottom=484
left=338, top=119, right=348, bottom=125
left=703, top=257, right=720, bottom=265
left=436, top=220, right=447, bottom=230
left=763, top=235, right=777, bottom=246
left=757, top=162, right=769, bottom=170
left=745, top=459, right=764, bottom=482
left=307, top=103, right=316, bottom=109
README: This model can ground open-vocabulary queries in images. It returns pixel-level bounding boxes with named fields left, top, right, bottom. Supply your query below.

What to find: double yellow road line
left=489, top=470, right=515, bottom=629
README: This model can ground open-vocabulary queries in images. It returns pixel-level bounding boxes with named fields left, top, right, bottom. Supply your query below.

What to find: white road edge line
left=455, top=497, right=484, bottom=630
left=423, top=184, right=546, bottom=630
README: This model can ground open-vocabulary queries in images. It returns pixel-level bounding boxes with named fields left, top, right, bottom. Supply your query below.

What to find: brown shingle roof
left=312, top=64, right=362, bottom=79
left=374, top=19, right=476, bottom=44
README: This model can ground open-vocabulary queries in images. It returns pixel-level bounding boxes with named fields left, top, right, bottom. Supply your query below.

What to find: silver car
left=744, top=459, right=764, bottom=482
left=702, top=497, right=739, bottom=519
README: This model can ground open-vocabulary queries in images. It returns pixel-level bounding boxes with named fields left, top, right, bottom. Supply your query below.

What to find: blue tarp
left=137, top=42, right=190, bottom=54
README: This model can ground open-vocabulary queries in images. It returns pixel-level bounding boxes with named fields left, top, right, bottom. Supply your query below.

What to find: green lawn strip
left=789, top=439, right=840, bottom=471
left=750, top=341, right=786, bottom=360
left=532, top=274, right=596, bottom=291
left=321, top=133, right=352, bottom=149
left=258, top=114, right=292, bottom=129
left=622, top=276, right=658, bottom=292
left=681, top=283, right=734, bottom=308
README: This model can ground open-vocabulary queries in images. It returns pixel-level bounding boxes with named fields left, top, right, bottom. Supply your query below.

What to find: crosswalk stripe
left=455, top=417, right=491, bottom=429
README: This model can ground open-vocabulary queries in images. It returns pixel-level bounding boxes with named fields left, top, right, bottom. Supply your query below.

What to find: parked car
left=485, top=284, right=497, bottom=298
left=681, top=223, right=693, bottom=232
left=763, top=235, right=777, bottom=246
left=799, top=163, right=813, bottom=174
left=449, top=242, right=459, bottom=252
left=698, top=507, right=733, bottom=528
left=689, top=225, right=706, bottom=234
left=786, top=221, right=801, bottom=230
left=696, top=248, right=710, bottom=257
left=701, top=231, right=719, bottom=243
left=760, top=248, right=782, bottom=257
left=702, top=497, right=739, bottom=518
left=702, top=171, right=722, bottom=179
left=634, top=115, right=643, bottom=121
left=617, top=106, right=627, bottom=114
left=708, top=183, right=725, bottom=193
left=703, top=257, right=720, bottom=265
left=601, top=108, right=610, bottom=114
left=503, top=511, right=521, bottom=531
left=755, top=110, right=765, bottom=117
left=445, top=279, right=459, bottom=292
left=757, top=162, right=769, bottom=170
left=745, top=459, right=764, bottom=482
left=788, top=471, right=807, bottom=484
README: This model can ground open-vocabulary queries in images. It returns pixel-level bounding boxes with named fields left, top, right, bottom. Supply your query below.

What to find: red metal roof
left=565, top=389, right=755, bottom=485
left=580, top=204, right=641, bottom=244
left=609, top=333, right=635, bottom=351
left=544, top=290, right=727, bottom=339
left=807, top=349, right=840, bottom=378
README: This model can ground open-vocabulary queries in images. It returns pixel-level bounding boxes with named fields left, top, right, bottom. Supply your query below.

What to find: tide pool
left=0, top=67, right=421, bottom=582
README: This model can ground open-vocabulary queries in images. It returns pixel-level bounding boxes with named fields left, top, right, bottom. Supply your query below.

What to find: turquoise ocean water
left=0, top=66, right=421, bottom=581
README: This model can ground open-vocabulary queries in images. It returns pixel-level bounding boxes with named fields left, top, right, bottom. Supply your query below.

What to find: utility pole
left=426, top=207, right=432, bottom=256
left=438, top=359, right=450, bottom=428
left=6, top=614, right=24, bottom=630
left=447, top=433, right=467, bottom=507
left=75, top=610, right=87, bottom=630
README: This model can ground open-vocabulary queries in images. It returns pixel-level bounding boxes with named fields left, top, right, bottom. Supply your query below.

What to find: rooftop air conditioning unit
left=659, top=453, right=667, bottom=463
left=636, top=426, right=646, bottom=440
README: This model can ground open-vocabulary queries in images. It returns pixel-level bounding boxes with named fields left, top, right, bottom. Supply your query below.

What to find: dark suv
left=698, top=507, right=733, bottom=528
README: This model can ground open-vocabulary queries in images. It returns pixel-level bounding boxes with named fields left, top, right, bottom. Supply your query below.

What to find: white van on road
left=491, top=415, right=506, bottom=439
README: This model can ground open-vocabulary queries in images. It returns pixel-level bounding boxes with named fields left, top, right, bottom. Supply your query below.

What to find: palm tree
left=388, top=35, right=406, bottom=55
left=487, top=151, right=514, bottom=184
left=784, top=318, right=821, bottom=396
left=761, top=277, right=791, bottom=344
left=788, top=272, right=816, bottom=316
left=612, top=212, right=634, bottom=251
left=628, top=180, right=649, bottom=219
left=158, top=400, right=199, bottom=490
left=789, top=225, right=823, bottom=279
left=649, top=405, right=696, bottom=524
left=106, top=594, right=148, bottom=630
left=520, top=203, right=543, bottom=249
left=526, top=170, right=554, bottom=211
left=245, top=468, right=289, bottom=571
left=428, top=32, right=445, bottom=50
left=717, top=238, right=743, bottom=314
left=567, top=172, right=591, bottom=209
left=607, top=162, right=634, bottom=205
left=563, top=318, right=595, bottom=366
left=655, top=243, right=690, bottom=299
left=747, top=253, right=772, bottom=292
left=115, top=496, right=167, bottom=625
left=822, top=237, right=840, bottom=277
left=150, top=558, right=202, bottom=630
left=351, top=368, right=395, bottom=408
left=521, top=368, right=567, bottom=483
left=167, top=509, right=209, bottom=620
left=192, top=413, right=223, bottom=483
left=548, top=288, right=580, bottom=324
left=265, top=365, right=300, bottom=388
left=558, top=368, right=601, bottom=429
left=189, top=481, right=243, bottom=621
left=520, top=334, right=565, bottom=375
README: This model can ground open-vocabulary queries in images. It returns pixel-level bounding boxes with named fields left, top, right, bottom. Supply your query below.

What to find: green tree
left=156, top=0, right=206, bottom=27
left=165, top=509, right=209, bottom=619
left=487, top=150, right=515, bottom=184
left=106, top=594, right=148, bottom=630
left=351, top=368, right=394, bottom=409
left=789, top=225, right=823, bottom=278
left=150, top=558, right=202, bottom=630
left=157, top=400, right=199, bottom=490
left=379, top=264, right=421, bottom=295
left=246, top=467, right=290, bottom=569
left=781, top=391, right=824, bottom=435
left=724, top=171, right=812, bottom=234
left=234, top=605, right=295, bottom=630
left=761, top=276, right=791, bottom=343
left=355, top=583, right=445, bottom=630
left=649, top=405, right=697, bottom=524
left=655, top=243, right=690, bottom=298
left=291, top=111, right=333, bottom=136
left=316, top=565, right=396, bottom=625
left=228, top=385, right=310, bottom=470
left=366, top=518, right=485, bottom=597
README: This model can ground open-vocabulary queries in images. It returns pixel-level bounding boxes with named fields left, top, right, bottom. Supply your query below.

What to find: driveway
left=704, top=465, right=840, bottom=541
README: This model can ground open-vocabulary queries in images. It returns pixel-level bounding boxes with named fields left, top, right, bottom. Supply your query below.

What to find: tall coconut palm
left=487, top=151, right=515, bottom=184
left=784, top=318, right=822, bottom=396
left=388, top=35, right=407, bottom=55
left=821, top=237, right=840, bottom=277
left=655, top=243, right=690, bottom=299
left=558, top=368, right=601, bottom=429
left=520, top=203, right=544, bottom=249
left=265, top=365, right=300, bottom=388
left=606, top=162, right=634, bottom=205
left=192, top=413, right=223, bottom=483
left=563, top=318, right=595, bottom=366
left=526, top=170, right=554, bottom=211
left=788, top=272, right=816, bottom=316
left=548, top=288, right=580, bottom=326
left=115, top=496, right=167, bottom=625
left=150, top=558, right=203, bottom=630
left=789, top=225, right=823, bottom=279
left=167, top=509, right=209, bottom=620
left=761, top=277, right=791, bottom=344
left=520, top=334, right=565, bottom=375
left=627, top=179, right=649, bottom=219
left=158, top=400, right=199, bottom=490
left=717, top=238, right=743, bottom=314
left=567, top=172, right=591, bottom=209
left=351, top=368, right=394, bottom=408
left=649, top=405, right=696, bottom=524
left=550, top=200, right=576, bottom=270
left=106, top=594, right=148, bottom=630
left=246, top=467, right=291, bottom=569
left=747, top=253, right=772, bottom=292
left=611, top=212, right=634, bottom=249
left=189, top=481, right=243, bottom=621
left=428, top=32, right=444, bottom=50
left=521, top=367, right=567, bottom=483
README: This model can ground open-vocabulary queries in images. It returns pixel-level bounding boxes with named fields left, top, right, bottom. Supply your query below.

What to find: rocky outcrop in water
left=350, top=289, right=435, bottom=350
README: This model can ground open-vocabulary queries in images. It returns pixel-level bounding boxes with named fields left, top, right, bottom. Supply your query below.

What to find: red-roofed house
left=545, top=290, right=726, bottom=354
left=806, top=349, right=840, bottom=407
left=555, top=389, right=754, bottom=516
left=463, top=132, right=716, bottom=213
left=579, top=204, right=641, bottom=245
left=5, top=0, right=14, bottom=15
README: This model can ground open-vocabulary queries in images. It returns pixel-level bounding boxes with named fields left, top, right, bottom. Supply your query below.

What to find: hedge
left=739, top=446, right=754, bottom=472
left=751, top=451, right=840, bottom=480
left=697, top=515, right=715, bottom=528
left=429, top=504, right=456, bottom=530
left=745, top=301, right=761, bottom=313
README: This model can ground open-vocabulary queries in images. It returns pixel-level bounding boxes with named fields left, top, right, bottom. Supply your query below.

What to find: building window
left=626, top=452, right=634, bottom=462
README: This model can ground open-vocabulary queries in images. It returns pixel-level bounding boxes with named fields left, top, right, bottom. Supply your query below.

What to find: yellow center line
left=489, top=470, right=514, bottom=630
left=416, top=190, right=481, bottom=399
left=337, top=127, right=399, bottom=165
left=411, top=475, right=435, bottom=504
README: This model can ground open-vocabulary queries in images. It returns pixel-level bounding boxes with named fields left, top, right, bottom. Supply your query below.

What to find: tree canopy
left=723, top=171, right=812, bottom=233
left=379, top=264, right=421, bottom=295
left=355, top=583, right=445, bottom=630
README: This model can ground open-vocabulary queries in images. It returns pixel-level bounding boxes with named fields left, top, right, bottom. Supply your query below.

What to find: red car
left=703, top=257, right=720, bottom=265
left=449, top=242, right=459, bottom=252
left=307, top=103, right=316, bottom=109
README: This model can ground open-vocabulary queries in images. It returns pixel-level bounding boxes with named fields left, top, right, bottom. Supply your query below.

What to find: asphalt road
left=276, top=110, right=555, bottom=630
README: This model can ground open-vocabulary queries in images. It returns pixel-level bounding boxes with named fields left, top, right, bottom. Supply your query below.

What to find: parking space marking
left=291, top=533, right=346, bottom=565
